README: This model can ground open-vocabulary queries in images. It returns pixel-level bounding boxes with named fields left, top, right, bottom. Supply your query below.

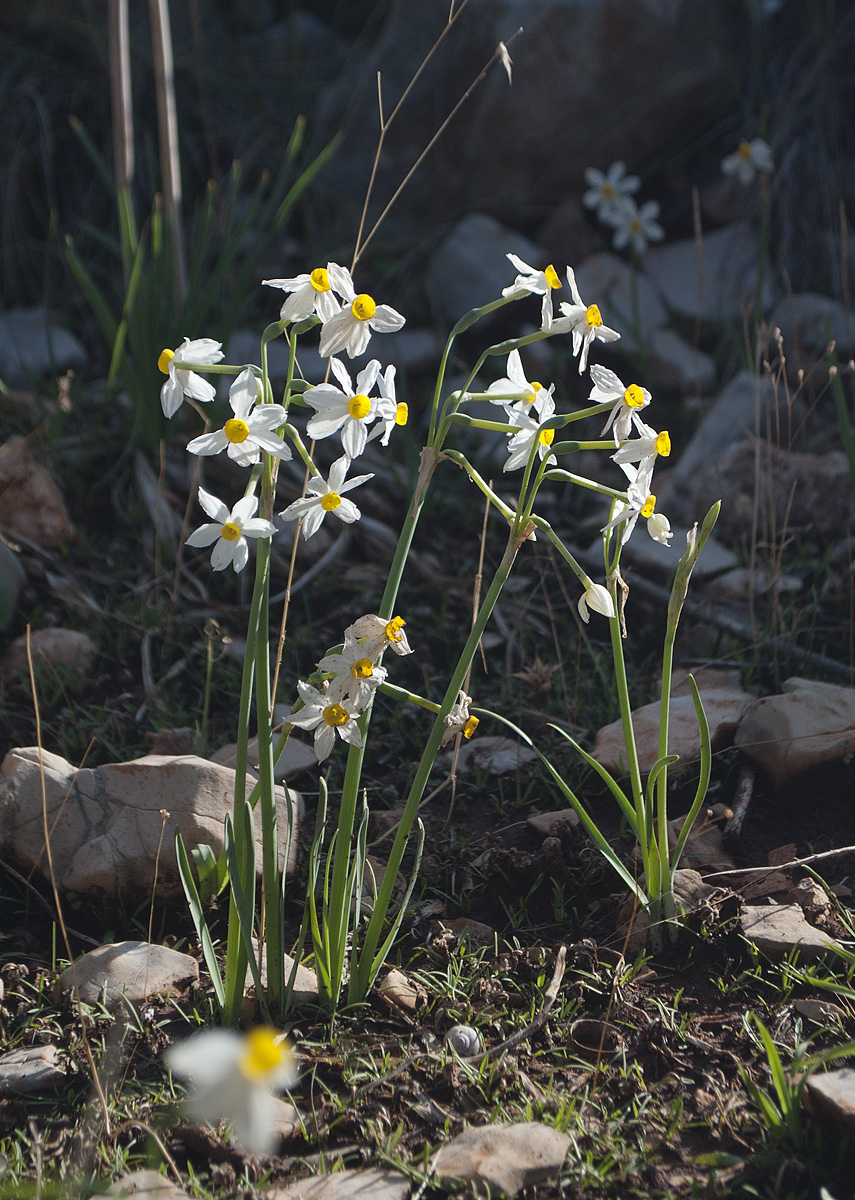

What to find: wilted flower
left=721, top=138, right=774, bottom=185
left=588, top=364, right=651, bottom=444
left=166, top=1026, right=297, bottom=1156
left=262, top=265, right=342, bottom=324
left=578, top=581, right=615, bottom=623
left=158, top=337, right=223, bottom=418
left=440, top=689, right=479, bottom=747
left=582, top=162, right=640, bottom=224
left=304, top=358, right=382, bottom=459
left=609, top=198, right=665, bottom=255
left=186, top=369, right=291, bottom=466
left=555, top=267, right=620, bottom=373
left=185, top=488, right=275, bottom=573
left=279, top=456, right=373, bottom=540
left=318, top=264, right=405, bottom=359
left=345, top=613, right=413, bottom=660
left=501, top=254, right=563, bottom=329
left=287, top=679, right=363, bottom=762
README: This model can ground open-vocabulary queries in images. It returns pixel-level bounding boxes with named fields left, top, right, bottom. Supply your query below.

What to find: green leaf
left=175, top=830, right=225, bottom=1009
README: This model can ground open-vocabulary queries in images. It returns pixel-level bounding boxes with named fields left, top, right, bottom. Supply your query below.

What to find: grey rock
left=644, top=222, right=775, bottom=322
left=432, top=1121, right=571, bottom=1196
left=805, top=1067, right=855, bottom=1137
left=264, top=1167, right=411, bottom=1200
left=734, top=678, right=855, bottom=786
left=106, top=1169, right=191, bottom=1198
left=245, top=947, right=318, bottom=1011
left=594, top=687, right=752, bottom=775
left=0, top=539, right=25, bottom=630
left=0, top=1044, right=65, bottom=1096
left=740, top=904, right=844, bottom=961
left=527, top=809, right=580, bottom=837
left=426, top=214, right=542, bottom=326
left=1, top=628, right=98, bottom=676
left=705, top=566, right=802, bottom=599
left=621, top=527, right=736, bottom=578
left=0, top=307, right=86, bottom=384
left=58, top=940, right=198, bottom=1012
left=645, top=327, right=716, bottom=392
left=436, top=735, right=538, bottom=775
left=0, top=749, right=301, bottom=899
left=211, top=736, right=317, bottom=782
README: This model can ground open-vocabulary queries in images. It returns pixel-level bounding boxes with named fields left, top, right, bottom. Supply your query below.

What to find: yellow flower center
left=656, top=430, right=671, bottom=457
left=311, top=267, right=330, bottom=292
left=348, top=394, right=371, bottom=420
left=157, top=348, right=175, bottom=374
left=737, top=141, right=752, bottom=160
left=395, top=403, right=408, bottom=426
left=539, top=428, right=555, bottom=446
left=624, top=384, right=645, bottom=408
left=526, top=381, right=544, bottom=404
left=224, top=418, right=250, bottom=443
left=641, top=495, right=656, bottom=519
left=240, top=1027, right=288, bottom=1082
left=323, top=703, right=350, bottom=727
left=585, top=304, right=602, bottom=327
left=601, top=182, right=615, bottom=197
left=351, top=658, right=374, bottom=679
left=321, top=492, right=342, bottom=512
left=220, top=522, right=241, bottom=542
left=463, top=715, right=479, bottom=739
left=385, top=616, right=406, bottom=642
left=544, top=264, right=561, bottom=290
left=352, top=294, right=376, bottom=321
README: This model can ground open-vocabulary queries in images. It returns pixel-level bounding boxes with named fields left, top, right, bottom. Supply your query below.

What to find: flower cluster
left=582, top=161, right=664, bottom=256
left=288, top=613, right=413, bottom=762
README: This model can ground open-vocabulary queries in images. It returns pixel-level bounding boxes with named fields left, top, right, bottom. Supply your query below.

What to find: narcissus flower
left=158, top=337, right=223, bottom=418
left=440, top=689, right=480, bottom=747
left=304, top=358, right=382, bottom=459
left=287, top=679, right=363, bottom=762
left=487, top=349, right=549, bottom=415
left=721, top=138, right=774, bottom=185
left=345, top=613, right=412, bottom=660
left=262, top=265, right=342, bottom=323
left=501, top=254, right=563, bottom=329
left=318, top=264, right=405, bottom=359
left=603, top=461, right=672, bottom=546
left=370, top=364, right=408, bottom=447
left=317, top=640, right=387, bottom=708
left=555, top=267, right=620, bottom=372
left=166, top=1026, right=297, bottom=1156
left=611, top=420, right=671, bottom=472
left=185, top=488, right=275, bottom=572
left=582, top=162, right=640, bottom=224
left=589, top=364, right=651, bottom=445
left=503, top=383, right=558, bottom=473
left=609, top=198, right=665, bottom=255
left=279, top=456, right=373, bottom=540
left=186, top=368, right=291, bottom=466
left=578, top=581, right=615, bottom=623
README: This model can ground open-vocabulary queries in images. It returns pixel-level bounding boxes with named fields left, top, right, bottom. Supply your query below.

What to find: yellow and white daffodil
left=279, top=456, right=373, bottom=540
left=304, top=358, right=382, bottom=460
left=287, top=679, right=364, bottom=762
left=158, top=337, right=223, bottom=418
left=318, top=264, right=405, bottom=359
left=186, top=368, right=291, bottom=467
left=487, top=349, right=549, bottom=415
left=603, top=461, right=672, bottom=547
left=611, top=419, right=671, bottom=472
left=185, top=488, right=275, bottom=572
left=582, top=161, right=640, bottom=224
left=721, top=137, right=774, bottom=185
left=501, top=253, right=563, bottom=329
left=503, top=383, right=558, bottom=473
left=317, top=640, right=388, bottom=708
left=555, top=267, right=620, bottom=372
left=609, top=198, right=665, bottom=255
left=588, top=364, right=651, bottom=445
left=262, top=265, right=342, bottom=324
left=166, top=1026, right=297, bottom=1156
left=345, top=613, right=412, bottom=660
left=370, top=364, right=408, bottom=447
left=578, top=581, right=615, bottom=623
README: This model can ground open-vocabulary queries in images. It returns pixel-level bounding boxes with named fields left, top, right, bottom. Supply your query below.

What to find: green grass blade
left=174, top=830, right=225, bottom=1009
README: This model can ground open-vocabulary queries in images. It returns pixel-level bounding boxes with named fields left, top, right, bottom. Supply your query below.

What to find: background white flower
left=159, top=337, right=223, bottom=418
left=185, top=488, right=275, bottom=572
left=582, top=162, right=640, bottom=223
left=186, top=369, right=291, bottom=466
left=721, top=137, right=774, bottom=185
left=609, top=198, right=665, bottom=255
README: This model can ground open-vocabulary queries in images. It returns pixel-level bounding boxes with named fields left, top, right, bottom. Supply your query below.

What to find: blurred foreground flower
left=166, top=1027, right=296, bottom=1155
left=158, top=337, right=223, bottom=418
left=186, top=488, right=276, bottom=572
left=721, top=138, right=774, bottom=185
